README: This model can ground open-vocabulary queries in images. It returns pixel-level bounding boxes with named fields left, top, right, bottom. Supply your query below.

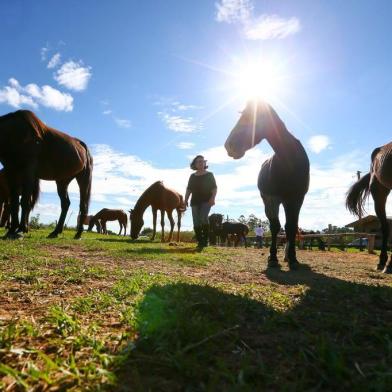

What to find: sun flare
left=233, top=58, right=286, bottom=102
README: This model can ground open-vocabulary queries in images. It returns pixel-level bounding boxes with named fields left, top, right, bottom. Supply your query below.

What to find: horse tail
left=178, top=195, right=187, bottom=215
left=31, top=177, right=40, bottom=209
left=78, top=140, right=93, bottom=211
left=346, top=172, right=371, bottom=217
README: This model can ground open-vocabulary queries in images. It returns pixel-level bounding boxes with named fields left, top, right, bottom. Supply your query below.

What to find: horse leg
left=74, top=167, right=92, bottom=240
left=160, top=210, right=165, bottom=242
left=5, top=184, right=20, bottom=239
left=370, top=181, right=390, bottom=272
left=151, top=207, right=157, bottom=240
left=263, top=195, right=281, bottom=267
left=118, top=219, right=122, bottom=236
left=48, top=180, right=71, bottom=238
left=123, top=218, right=127, bottom=236
left=177, top=209, right=182, bottom=242
left=167, top=210, right=175, bottom=242
left=283, top=198, right=304, bottom=270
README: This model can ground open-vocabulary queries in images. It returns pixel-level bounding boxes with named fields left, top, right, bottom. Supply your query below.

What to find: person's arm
left=185, top=175, right=193, bottom=207
left=208, top=187, right=217, bottom=206
left=185, top=188, right=191, bottom=207
left=208, top=173, right=217, bottom=206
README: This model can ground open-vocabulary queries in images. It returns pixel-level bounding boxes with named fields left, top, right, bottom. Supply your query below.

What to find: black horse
left=225, top=101, right=309, bottom=269
left=221, top=222, right=249, bottom=247
left=208, top=213, right=224, bottom=245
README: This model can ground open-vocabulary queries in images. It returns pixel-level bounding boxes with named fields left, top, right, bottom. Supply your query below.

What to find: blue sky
left=1, top=0, right=392, bottom=231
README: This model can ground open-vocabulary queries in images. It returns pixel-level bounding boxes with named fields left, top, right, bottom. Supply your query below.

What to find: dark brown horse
left=0, top=110, right=93, bottom=239
left=0, top=168, right=39, bottom=230
left=208, top=213, right=224, bottom=245
left=346, top=142, right=392, bottom=273
left=225, top=101, right=309, bottom=269
left=89, top=209, right=127, bottom=236
left=220, top=221, right=249, bottom=247
left=129, top=181, right=186, bottom=242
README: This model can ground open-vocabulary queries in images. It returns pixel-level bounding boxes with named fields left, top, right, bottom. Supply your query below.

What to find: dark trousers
left=256, top=236, right=263, bottom=248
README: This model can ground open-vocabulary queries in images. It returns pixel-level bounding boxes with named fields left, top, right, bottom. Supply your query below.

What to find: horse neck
left=261, top=114, right=298, bottom=156
left=133, top=191, right=152, bottom=216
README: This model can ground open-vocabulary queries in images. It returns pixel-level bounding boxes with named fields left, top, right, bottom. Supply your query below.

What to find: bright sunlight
left=232, top=57, right=287, bottom=102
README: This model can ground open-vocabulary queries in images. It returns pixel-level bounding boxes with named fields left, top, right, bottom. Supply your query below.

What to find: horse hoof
left=267, top=257, right=280, bottom=268
left=4, top=232, right=24, bottom=240
left=47, top=232, right=59, bottom=239
left=382, top=266, right=392, bottom=274
left=376, top=264, right=385, bottom=271
left=289, top=261, right=300, bottom=271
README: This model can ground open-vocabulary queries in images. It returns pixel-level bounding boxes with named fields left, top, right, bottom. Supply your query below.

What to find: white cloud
left=40, top=46, right=49, bottom=61
left=0, top=78, right=73, bottom=112
left=114, top=117, right=132, bottom=128
left=177, top=142, right=195, bottom=150
left=54, top=60, right=92, bottom=91
left=159, top=112, right=201, bottom=133
left=33, top=142, right=380, bottom=232
left=215, top=0, right=253, bottom=23
left=103, top=109, right=112, bottom=115
left=215, top=0, right=300, bottom=41
left=308, top=135, right=331, bottom=154
left=244, top=15, right=301, bottom=40
left=47, top=53, right=61, bottom=69
left=157, top=99, right=203, bottom=133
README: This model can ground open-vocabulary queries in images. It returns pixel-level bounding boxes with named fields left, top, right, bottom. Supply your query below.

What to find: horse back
left=371, top=142, right=392, bottom=189
left=150, top=182, right=184, bottom=210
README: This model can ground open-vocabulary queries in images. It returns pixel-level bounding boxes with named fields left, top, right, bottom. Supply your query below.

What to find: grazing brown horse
left=225, top=100, right=309, bottom=269
left=346, top=142, right=392, bottom=273
left=129, top=181, right=186, bottom=242
left=0, top=169, right=39, bottom=230
left=82, top=214, right=101, bottom=233
left=0, top=110, right=93, bottom=239
left=89, top=209, right=127, bottom=236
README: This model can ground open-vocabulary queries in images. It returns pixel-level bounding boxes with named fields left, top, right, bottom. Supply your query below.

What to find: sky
left=1, top=0, right=392, bottom=232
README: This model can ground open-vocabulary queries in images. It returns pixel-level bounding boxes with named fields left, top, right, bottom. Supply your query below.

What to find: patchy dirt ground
left=1, top=231, right=392, bottom=391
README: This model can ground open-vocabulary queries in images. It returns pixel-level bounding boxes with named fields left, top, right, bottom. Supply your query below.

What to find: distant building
left=345, top=215, right=392, bottom=246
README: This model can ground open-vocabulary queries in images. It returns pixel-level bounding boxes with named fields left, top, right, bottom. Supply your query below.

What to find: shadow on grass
left=111, top=265, right=392, bottom=391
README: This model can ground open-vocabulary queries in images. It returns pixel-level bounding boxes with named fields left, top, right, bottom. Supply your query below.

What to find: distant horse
left=0, top=169, right=39, bottom=230
left=129, top=181, right=186, bottom=242
left=82, top=215, right=101, bottom=233
left=208, top=213, right=224, bottom=245
left=89, top=209, right=127, bottom=236
left=225, top=101, right=309, bottom=269
left=220, top=222, right=249, bottom=247
left=346, top=142, right=392, bottom=273
left=0, top=110, right=93, bottom=239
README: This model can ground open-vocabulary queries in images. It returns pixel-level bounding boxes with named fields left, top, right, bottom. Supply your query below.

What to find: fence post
left=367, top=235, right=375, bottom=254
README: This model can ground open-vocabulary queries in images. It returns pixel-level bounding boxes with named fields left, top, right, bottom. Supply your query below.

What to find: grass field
left=1, top=228, right=392, bottom=391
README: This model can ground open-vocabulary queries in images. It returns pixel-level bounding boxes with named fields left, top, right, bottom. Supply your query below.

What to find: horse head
left=129, top=208, right=144, bottom=239
left=224, top=100, right=280, bottom=159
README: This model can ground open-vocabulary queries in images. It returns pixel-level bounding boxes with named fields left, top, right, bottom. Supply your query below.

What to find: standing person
left=255, top=224, right=264, bottom=248
left=185, top=155, right=217, bottom=251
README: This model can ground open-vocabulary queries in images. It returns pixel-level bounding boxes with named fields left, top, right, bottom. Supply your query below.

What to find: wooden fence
left=248, top=232, right=376, bottom=254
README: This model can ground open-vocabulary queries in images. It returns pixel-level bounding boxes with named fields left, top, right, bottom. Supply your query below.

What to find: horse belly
left=38, top=138, right=86, bottom=181
left=258, top=158, right=309, bottom=198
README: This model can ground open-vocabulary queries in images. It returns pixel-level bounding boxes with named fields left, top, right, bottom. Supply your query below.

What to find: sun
left=233, top=58, right=286, bottom=102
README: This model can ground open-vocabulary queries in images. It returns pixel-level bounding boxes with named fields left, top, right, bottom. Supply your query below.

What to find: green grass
left=1, top=227, right=392, bottom=390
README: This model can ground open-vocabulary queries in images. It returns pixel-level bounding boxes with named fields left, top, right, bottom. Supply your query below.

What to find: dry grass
left=1, top=228, right=392, bottom=390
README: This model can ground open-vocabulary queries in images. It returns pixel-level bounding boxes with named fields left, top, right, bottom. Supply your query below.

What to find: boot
left=194, top=226, right=204, bottom=251
left=201, top=224, right=210, bottom=248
